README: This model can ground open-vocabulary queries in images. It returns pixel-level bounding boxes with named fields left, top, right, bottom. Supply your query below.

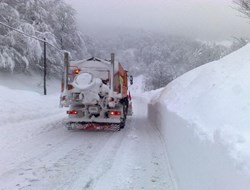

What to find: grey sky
left=66, top=0, right=250, bottom=41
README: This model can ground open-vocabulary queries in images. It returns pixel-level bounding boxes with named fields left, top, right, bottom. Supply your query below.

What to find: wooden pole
left=44, top=38, right=47, bottom=95
left=110, top=53, right=115, bottom=97
left=64, top=52, right=69, bottom=93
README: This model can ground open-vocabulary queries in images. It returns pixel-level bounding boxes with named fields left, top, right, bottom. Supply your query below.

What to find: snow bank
left=0, top=74, right=64, bottom=162
left=0, top=85, right=60, bottom=126
left=147, top=44, right=250, bottom=190
left=0, top=72, right=60, bottom=94
left=0, top=75, right=65, bottom=175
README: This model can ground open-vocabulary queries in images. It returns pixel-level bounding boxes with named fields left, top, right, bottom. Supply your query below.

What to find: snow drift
left=147, top=44, right=250, bottom=190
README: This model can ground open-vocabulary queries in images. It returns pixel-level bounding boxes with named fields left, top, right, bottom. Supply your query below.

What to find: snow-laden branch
left=0, top=21, right=65, bottom=54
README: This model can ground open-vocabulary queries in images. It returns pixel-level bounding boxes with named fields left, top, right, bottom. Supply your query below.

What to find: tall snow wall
left=148, top=102, right=250, bottom=190
left=147, top=44, right=250, bottom=190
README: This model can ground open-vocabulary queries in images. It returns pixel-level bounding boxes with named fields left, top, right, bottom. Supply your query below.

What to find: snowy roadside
left=148, top=101, right=250, bottom=190
left=0, top=72, right=60, bottom=94
left=146, top=44, right=250, bottom=190
left=0, top=82, right=65, bottom=175
left=0, top=75, right=177, bottom=190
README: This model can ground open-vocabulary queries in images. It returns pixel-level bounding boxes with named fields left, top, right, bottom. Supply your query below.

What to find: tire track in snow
left=0, top=113, right=66, bottom=174
left=68, top=127, right=129, bottom=190
left=46, top=131, right=120, bottom=190
left=0, top=112, right=65, bottom=151
left=0, top=96, right=177, bottom=190
left=0, top=122, right=116, bottom=190
left=74, top=97, right=177, bottom=190
left=148, top=119, right=179, bottom=190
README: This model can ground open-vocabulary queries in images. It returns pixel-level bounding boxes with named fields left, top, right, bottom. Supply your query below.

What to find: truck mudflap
left=127, top=102, right=133, bottom=116
left=66, top=122, right=121, bottom=131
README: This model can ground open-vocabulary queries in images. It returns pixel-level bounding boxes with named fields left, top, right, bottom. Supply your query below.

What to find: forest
left=0, top=0, right=247, bottom=90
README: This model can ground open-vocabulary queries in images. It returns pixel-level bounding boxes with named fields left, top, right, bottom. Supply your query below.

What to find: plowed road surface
left=0, top=96, right=177, bottom=190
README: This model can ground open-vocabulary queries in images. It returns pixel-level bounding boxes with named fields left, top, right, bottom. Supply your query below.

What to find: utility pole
left=110, top=53, right=115, bottom=97
left=64, top=51, right=69, bottom=92
left=0, top=21, right=64, bottom=96
left=44, top=38, right=47, bottom=95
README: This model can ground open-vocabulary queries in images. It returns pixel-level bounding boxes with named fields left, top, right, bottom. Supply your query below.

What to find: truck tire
left=120, top=118, right=126, bottom=129
left=123, top=104, right=127, bottom=119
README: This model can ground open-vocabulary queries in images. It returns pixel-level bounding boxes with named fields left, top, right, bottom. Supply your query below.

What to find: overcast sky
left=66, top=0, right=250, bottom=41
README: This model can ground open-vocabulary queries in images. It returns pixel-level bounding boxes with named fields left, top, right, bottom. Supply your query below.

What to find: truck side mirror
left=130, top=75, right=133, bottom=85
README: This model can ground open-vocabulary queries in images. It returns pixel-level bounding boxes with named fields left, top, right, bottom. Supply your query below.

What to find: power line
left=0, top=21, right=64, bottom=54
left=0, top=21, right=67, bottom=95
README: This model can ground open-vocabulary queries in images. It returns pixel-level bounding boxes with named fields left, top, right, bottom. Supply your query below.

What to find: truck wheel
left=123, top=104, right=127, bottom=119
left=120, top=118, right=126, bottom=129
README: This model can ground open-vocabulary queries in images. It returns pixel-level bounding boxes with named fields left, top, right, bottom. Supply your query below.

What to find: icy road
left=0, top=89, right=177, bottom=190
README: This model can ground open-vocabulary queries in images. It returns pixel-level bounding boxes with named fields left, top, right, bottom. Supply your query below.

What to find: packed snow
left=0, top=75, right=177, bottom=190
left=2, top=44, right=250, bottom=190
left=147, top=44, right=250, bottom=190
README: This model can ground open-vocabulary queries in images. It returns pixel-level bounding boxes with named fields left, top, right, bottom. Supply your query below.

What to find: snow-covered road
left=0, top=92, right=176, bottom=190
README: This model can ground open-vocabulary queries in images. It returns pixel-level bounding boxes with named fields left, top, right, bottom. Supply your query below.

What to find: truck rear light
left=74, top=68, right=81, bottom=74
left=67, top=110, right=78, bottom=115
left=67, top=84, right=74, bottom=90
left=110, top=111, right=121, bottom=116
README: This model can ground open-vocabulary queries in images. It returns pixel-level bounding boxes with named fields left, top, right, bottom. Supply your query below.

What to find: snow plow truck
left=60, top=53, right=133, bottom=131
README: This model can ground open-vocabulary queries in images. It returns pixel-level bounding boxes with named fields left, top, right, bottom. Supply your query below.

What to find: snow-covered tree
left=85, top=31, right=239, bottom=90
left=146, top=60, right=173, bottom=90
left=227, top=37, right=248, bottom=53
left=234, top=0, right=250, bottom=18
left=0, top=0, right=88, bottom=76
